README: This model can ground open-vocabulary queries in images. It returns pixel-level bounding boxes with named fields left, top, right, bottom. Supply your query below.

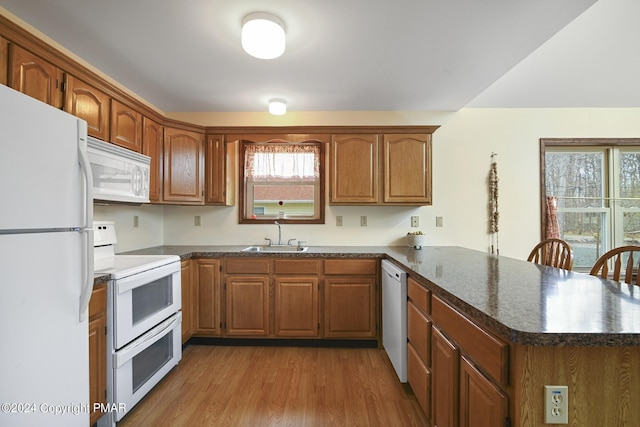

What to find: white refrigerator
left=0, top=84, right=94, bottom=427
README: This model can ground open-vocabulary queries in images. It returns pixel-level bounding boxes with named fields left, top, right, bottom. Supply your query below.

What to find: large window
left=541, top=139, right=640, bottom=270
left=239, top=138, right=325, bottom=224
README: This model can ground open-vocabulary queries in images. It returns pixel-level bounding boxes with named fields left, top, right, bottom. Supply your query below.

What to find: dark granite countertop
left=116, top=245, right=640, bottom=347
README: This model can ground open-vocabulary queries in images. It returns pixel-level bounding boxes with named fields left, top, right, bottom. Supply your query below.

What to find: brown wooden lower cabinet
left=274, top=276, right=319, bottom=337
left=194, top=259, right=221, bottom=336
left=323, top=276, right=376, bottom=338
left=459, top=356, right=508, bottom=427
left=224, top=258, right=270, bottom=337
left=323, top=258, right=377, bottom=338
left=408, top=341, right=431, bottom=418
left=407, top=280, right=432, bottom=420
left=88, top=282, right=107, bottom=426
left=225, top=274, right=270, bottom=336
left=220, top=257, right=377, bottom=339
left=431, top=326, right=459, bottom=427
left=429, top=294, right=510, bottom=427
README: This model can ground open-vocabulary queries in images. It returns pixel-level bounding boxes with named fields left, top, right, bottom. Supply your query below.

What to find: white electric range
left=93, top=221, right=182, bottom=427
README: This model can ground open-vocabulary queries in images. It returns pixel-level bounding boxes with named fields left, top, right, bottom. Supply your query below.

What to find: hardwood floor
left=119, top=345, right=429, bottom=427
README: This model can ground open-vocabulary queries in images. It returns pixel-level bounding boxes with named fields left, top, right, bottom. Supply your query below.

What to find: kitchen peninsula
left=119, top=244, right=640, bottom=427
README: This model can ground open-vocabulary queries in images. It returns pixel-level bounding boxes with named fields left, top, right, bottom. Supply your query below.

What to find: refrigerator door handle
left=79, top=229, right=94, bottom=321
left=78, top=123, right=94, bottom=321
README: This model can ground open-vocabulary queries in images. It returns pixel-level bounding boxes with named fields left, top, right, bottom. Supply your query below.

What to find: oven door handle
left=114, top=312, right=182, bottom=369
left=116, top=261, right=180, bottom=294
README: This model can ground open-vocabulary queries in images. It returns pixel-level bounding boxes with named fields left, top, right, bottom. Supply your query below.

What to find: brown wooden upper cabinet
left=205, top=135, right=236, bottom=205
left=330, top=133, right=432, bottom=205
left=330, top=134, right=379, bottom=204
left=110, top=99, right=142, bottom=152
left=0, top=36, right=8, bottom=86
left=383, top=133, right=432, bottom=204
left=64, top=75, right=110, bottom=141
left=142, top=117, right=164, bottom=203
left=9, top=44, right=63, bottom=108
left=163, top=127, right=204, bottom=204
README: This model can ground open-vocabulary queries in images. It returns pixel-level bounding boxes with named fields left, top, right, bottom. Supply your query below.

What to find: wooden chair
left=589, top=246, right=640, bottom=285
left=527, top=238, right=574, bottom=270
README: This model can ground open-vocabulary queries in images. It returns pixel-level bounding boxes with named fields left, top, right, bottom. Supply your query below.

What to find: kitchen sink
left=242, top=245, right=309, bottom=253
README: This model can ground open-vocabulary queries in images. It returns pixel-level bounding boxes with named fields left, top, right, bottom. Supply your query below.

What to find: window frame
left=238, top=137, right=326, bottom=225
left=540, top=138, right=640, bottom=270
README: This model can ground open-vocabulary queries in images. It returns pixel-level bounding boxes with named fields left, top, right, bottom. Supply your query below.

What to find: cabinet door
left=330, top=134, right=379, bottom=203
left=0, top=36, right=8, bottom=86
left=408, top=342, right=431, bottom=419
left=408, top=300, right=431, bottom=366
left=275, top=276, right=318, bottom=337
left=180, top=260, right=193, bottom=343
left=9, top=44, right=63, bottom=108
left=88, top=283, right=107, bottom=426
left=142, top=117, right=164, bottom=203
left=64, top=75, right=110, bottom=141
left=225, top=275, right=270, bottom=336
left=110, top=99, right=142, bottom=152
left=205, top=135, right=235, bottom=205
left=432, top=327, right=459, bottom=427
left=323, top=277, right=376, bottom=337
left=459, top=356, right=508, bottom=427
left=195, top=259, right=221, bottom=336
left=383, top=134, right=431, bottom=204
left=163, top=127, right=204, bottom=203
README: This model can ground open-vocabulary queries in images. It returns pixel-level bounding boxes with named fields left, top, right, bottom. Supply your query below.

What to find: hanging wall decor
left=489, top=152, right=499, bottom=254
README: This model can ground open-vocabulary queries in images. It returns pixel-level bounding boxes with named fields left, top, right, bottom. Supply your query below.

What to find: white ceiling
left=3, top=0, right=626, bottom=114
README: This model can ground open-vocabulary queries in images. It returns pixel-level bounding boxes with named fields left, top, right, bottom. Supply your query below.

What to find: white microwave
left=87, top=137, right=150, bottom=204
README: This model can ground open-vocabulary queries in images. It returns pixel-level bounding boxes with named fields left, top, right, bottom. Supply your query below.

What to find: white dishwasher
left=381, top=259, right=408, bottom=383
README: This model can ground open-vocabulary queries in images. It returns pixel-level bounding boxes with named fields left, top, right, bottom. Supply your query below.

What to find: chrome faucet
left=275, top=221, right=282, bottom=245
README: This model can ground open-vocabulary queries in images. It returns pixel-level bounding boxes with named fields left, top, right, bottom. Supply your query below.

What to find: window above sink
left=236, top=135, right=327, bottom=225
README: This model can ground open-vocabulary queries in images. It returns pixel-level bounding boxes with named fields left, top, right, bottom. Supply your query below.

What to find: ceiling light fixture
left=241, top=12, right=286, bottom=59
left=268, top=99, right=287, bottom=115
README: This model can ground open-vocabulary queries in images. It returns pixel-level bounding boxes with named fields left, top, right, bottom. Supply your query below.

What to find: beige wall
left=100, top=107, right=640, bottom=260
left=94, top=204, right=164, bottom=254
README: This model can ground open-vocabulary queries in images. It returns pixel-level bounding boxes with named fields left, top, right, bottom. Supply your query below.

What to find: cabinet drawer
left=431, top=295, right=508, bottom=386
left=408, top=342, right=431, bottom=418
left=226, top=258, right=270, bottom=274
left=324, top=259, right=377, bottom=275
left=274, top=259, right=320, bottom=275
left=89, top=283, right=107, bottom=318
left=408, top=276, right=430, bottom=314
left=408, top=300, right=431, bottom=366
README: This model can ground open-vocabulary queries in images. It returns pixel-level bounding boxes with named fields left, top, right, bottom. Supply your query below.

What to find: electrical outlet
left=436, top=216, right=444, bottom=227
left=411, top=216, right=419, bottom=227
left=194, top=215, right=201, bottom=226
left=133, top=215, right=139, bottom=228
left=544, top=385, right=568, bottom=424
left=360, top=216, right=367, bottom=226
left=336, top=216, right=343, bottom=226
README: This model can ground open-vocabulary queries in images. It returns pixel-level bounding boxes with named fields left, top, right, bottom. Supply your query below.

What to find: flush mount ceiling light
left=268, top=99, right=287, bottom=115
left=241, top=12, right=286, bottom=59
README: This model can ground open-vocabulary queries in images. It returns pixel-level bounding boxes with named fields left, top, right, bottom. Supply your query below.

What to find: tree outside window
left=541, top=139, right=640, bottom=270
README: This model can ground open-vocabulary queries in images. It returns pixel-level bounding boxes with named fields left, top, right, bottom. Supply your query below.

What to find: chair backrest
left=589, top=246, right=640, bottom=285
left=527, top=238, right=574, bottom=270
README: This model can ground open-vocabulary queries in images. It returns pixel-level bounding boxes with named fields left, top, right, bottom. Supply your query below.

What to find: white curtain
left=244, top=144, right=319, bottom=180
